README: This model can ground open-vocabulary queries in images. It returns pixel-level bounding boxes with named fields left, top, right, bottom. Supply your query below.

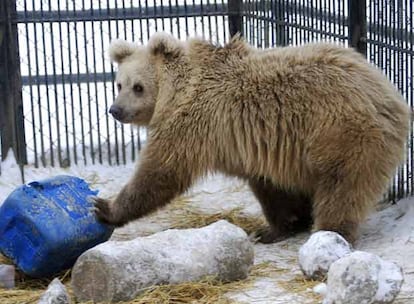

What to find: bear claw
left=252, top=227, right=293, bottom=244
left=92, top=197, right=122, bottom=227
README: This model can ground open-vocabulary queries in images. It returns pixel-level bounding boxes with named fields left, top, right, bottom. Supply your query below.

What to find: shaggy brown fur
left=94, top=33, right=410, bottom=244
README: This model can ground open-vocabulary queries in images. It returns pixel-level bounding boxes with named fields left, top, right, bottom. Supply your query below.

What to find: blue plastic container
left=0, top=175, right=114, bottom=278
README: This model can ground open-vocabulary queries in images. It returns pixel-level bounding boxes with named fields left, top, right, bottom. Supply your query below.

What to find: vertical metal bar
left=73, top=0, right=86, bottom=165
left=243, top=0, right=246, bottom=42
left=32, top=0, right=45, bottom=166
left=372, top=0, right=377, bottom=66
left=276, top=0, right=286, bottom=46
left=66, top=0, right=77, bottom=165
left=298, top=0, right=302, bottom=45
left=339, top=0, right=342, bottom=43
left=107, top=0, right=118, bottom=166
left=168, top=0, right=173, bottom=35
left=48, top=0, right=62, bottom=167
left=223, top=0, right=227, bottom=41
left=396, top=0, right=404, bottom=198
left=0, top=0, right=27, bottom=173
left=201, top=0, right=206, bottom=38
left=410, top=0, right=413, bottom=196
left=81, top=0, right=94, bottom=164
left=387, top=1, right=396, bottom=201
left=40, top=0, right=54, bottom=166
left=367, top=0, right=372, bottom=62
left=114, top=1, right=126, bottom=165
left=287, top=0, right=292, bottom=45
left=254, top=0, right=258, bottom=46
left=185, top=0, right=189, bottom=38
left=145, top=0, right=150, bottom=40
left=207, top=0, right=212, bottom=39
left=317, top=0, right=321, bottom=41
left=130, top=0, right=136, bottom=162
left=305, top=0, right=310, bottom=42
left=403, top=0, right=408, bottom=195
left=228, top=0, right=242, bottom=36
left=160, top=0, right=165, bottom=31
left=348, top=0, right=367, bottom=56
left=244, top=0, right=247, bottom=42
left=266, top=0, right=272, bottom=47
left=378, top=0, right=383, bottom=73
left=326, top=0, right=330, bottom=42
left=249, top=0, right=257, bottom=46
left=175, top=0, right=181, bottom=39
left=153, top=0, right=158, bottom=32
left=57, top=0, right=70, bottom=167
left=137, top=0, right=144, bottom=43
left=192, top=0, right=196, bottom=36
left=112, top=0, right=121, bottom=165
left=242, top=0, right=246, bottom=41
left=309, top=0, right=314, bottom=41
left=323, top=0, right=327, bottom=43
left=98, top=0, right=111, bottom=165
left=213, top=0, right=218, bottom=42
left=23, top=0, right=37, bottom=168
left=331, top=0, right=336, bottom=42
left=283, top=0, right=288, bottom=45
left=91, top=1, right=102, bottom=164
left=305, top=0, right=308, bottom=42
left=289, top=0, right=293, bottom=45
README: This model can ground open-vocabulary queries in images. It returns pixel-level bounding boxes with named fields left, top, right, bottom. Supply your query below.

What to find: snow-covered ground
left=1, top=152, right=413, bottom=303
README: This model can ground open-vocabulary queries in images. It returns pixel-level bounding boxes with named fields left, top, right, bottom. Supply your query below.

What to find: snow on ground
left=1, top=153, right=414, bottom=303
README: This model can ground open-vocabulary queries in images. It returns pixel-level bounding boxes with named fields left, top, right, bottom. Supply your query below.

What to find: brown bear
left=94, top=32, right=410, bottom=244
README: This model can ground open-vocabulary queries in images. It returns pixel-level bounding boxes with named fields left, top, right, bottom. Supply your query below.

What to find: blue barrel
left=0, top=175, right=114, bottom=278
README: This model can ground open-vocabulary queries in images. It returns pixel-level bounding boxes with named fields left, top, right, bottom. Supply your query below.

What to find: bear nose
left=109, top=105, right=123, bottom=120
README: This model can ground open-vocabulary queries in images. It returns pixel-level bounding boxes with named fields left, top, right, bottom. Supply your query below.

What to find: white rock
left=323, top=251, right=404, bottom=304
left=38, top=278, right=70, bottom=304
left=71, top=220, right=254, bottom=303
left=298, top=231, right=352, bottom=279
left=0, top=264, right=15, bottom=289
left=313, top=282, right=327, bottom=297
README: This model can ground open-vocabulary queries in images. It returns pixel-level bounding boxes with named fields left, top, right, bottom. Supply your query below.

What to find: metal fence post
left=348, top=0, right=367, bottom=56
left=0, top=0, right=27, bottom=174
left=275, top=0, right=288, bottom=46
left=228, top=0, right=242, bottom=37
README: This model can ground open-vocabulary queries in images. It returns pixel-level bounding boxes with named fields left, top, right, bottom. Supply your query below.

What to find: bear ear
left=109, top=39, right=138, bottom=64
left=148, top=32, right=184, bottom=60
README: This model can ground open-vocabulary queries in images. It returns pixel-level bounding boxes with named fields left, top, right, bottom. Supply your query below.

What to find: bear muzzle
left=109, top=105, right=125, bottom=121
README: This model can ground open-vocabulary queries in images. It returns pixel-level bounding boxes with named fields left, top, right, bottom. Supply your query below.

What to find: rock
left=38, top=278, right=70, bottom=304
left=0, top=264, right=15, bottom=289
left=313, top=283, right=327, bottom=297
left=71, top=220, right=254, bottom=303
left=323, top=251, right=404, bottom=304
left=298, top=231, right=352, bottom=279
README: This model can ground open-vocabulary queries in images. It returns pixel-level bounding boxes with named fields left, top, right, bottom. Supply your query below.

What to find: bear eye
left=133, top=83, right=144, bottom=95
left=117, top=83, right=122, bottom=92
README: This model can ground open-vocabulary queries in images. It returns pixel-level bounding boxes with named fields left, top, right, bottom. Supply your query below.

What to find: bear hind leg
left=248, top=177, right=312, bottom=243
left=312, top=177, right=379, bottom=244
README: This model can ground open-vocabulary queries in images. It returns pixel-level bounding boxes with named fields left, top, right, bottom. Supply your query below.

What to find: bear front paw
left=92, top=197, right=125, bottom=227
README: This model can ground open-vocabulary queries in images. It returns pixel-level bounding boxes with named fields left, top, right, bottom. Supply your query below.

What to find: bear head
left=108, top=33, right=185, bottom=126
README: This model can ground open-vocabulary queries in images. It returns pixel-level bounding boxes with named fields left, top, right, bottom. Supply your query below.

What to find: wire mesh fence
left=0, top=0, right=413, bottom=202
left=4, top=0, right=230, bottom=169
left=243, top=0, right=348, bottom=48
left=366, top=0, right=414, bottom=201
